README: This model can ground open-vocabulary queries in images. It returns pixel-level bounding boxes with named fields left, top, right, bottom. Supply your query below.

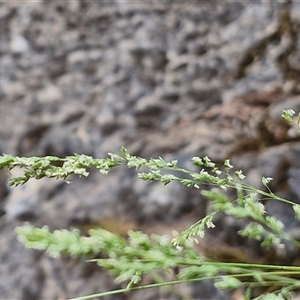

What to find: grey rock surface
left=1, top=1, right=300, bottom=299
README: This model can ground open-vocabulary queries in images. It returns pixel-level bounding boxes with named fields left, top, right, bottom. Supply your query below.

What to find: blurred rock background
left=1, top=1, right=300, bottom=299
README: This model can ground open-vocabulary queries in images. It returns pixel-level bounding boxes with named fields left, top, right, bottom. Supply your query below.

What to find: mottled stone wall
left=1, top=1, right=300, bottom=299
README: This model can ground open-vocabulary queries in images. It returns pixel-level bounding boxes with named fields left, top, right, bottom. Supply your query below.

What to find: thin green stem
left=69, top=269, right=300, bottom=300
left=69, top=275, right=222, bottom=300
left=176, top=260, right=300, bottom=272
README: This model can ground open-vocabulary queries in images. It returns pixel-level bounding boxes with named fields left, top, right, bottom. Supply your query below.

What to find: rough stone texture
left=1, top=1, right=300, bottom=299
